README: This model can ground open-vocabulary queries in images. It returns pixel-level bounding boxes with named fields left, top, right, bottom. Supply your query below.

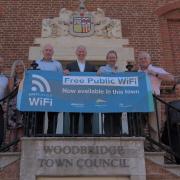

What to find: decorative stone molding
left=41, top=8, right=122, bottom=39
left=29, top=2, right=134, bottom=71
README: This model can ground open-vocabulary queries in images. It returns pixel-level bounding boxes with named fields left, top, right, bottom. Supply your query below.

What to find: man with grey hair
left=35, top=44, right=63, bottom=135
left=138, top=51, right=174, bottom=140
left=0, top=56, right=8, bottom=146
left=65, top=45, right=96, bottom=135
left=138, top=51, right=174, bottom=95
left=36, top=44, right=63, bottom=72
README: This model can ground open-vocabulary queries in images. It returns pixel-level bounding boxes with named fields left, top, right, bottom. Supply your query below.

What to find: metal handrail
left=0, top=87, right=20, bottom=151
left=153, top=94, right=180, bottom=113
left=146, top=95, right=180, bottom=163
left=0, top=87, right=18, bottom=103
left=0, top=139, right=20, bottom=152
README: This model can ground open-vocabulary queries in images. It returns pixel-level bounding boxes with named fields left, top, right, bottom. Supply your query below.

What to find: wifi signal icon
left=31, top=74, right=51, bottom=93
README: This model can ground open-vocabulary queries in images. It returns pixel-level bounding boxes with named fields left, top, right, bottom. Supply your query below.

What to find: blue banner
left=17, top=70, right=154, bottom=112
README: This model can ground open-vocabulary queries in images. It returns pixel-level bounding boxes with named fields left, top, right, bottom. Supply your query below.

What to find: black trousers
left=127, top=113, right=148, bottom=136
left=69, top=113, right=93, bottom=135
left=35, top=112, right=58, bottom=135
left=104, top=113, right=122, bottom=135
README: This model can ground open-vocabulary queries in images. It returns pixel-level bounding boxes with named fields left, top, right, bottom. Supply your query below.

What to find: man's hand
left=63, top=69, right=70, bottom=75
left=147, top=69, right=156, bottom=76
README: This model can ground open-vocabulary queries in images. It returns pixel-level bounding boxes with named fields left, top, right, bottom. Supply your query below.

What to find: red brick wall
left=0, top=0, right=180, bottom=89
left=0, top=160, right=20, bottom=180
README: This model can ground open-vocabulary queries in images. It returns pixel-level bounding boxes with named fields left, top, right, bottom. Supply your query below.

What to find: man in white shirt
left=138, top=51, right=174, bottom=141
left=0, top=56, right=8, bottom=146
left=35, top=44, right=63, bottom=135
left=138, top=51, right=174, bottom=95
left=65, top=45, right=96, bottom=73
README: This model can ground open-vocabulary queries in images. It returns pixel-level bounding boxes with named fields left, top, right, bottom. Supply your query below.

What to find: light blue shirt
left=98, top=64, right=119, bottom=74
left=36, top=59, right=63, bottom=72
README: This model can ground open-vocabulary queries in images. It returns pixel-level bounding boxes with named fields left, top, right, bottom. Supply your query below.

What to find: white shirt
left=77, top=59, right=85, bottom=72
left=36, top=59, right=63, bottom=72
left=139, top=64, right=169, bottom=95
left=0, top=74, right=8, bottom=100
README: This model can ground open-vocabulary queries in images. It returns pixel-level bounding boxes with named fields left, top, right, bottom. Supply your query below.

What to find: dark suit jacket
left=66, top=61, right=96, bottom=72
left=65, top=60, right=96, bottom=134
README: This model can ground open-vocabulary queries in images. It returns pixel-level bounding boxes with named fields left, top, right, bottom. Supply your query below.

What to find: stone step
left=145, top=152, right=165, bottom=165
left=145, top=152, right=180, bottom=177
left=164, top=164, right=180, bottom=176
left=0, top=152, right=20, bottom=170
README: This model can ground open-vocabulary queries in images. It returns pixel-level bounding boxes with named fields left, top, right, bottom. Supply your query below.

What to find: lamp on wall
left=30, top=60, right=39, bottom=70
left=126, top=61, right=133, bottom=72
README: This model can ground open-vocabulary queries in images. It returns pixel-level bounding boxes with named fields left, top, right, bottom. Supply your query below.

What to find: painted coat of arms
left=69, top=14, right=94, bottom=37
left=69, top=0, right=94, bottom=36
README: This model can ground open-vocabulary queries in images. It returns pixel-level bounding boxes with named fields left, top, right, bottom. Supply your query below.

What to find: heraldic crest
left=42, top=0, right=122, bottom=38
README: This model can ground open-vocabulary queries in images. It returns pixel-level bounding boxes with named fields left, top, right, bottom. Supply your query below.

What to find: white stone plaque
left=20, top=137, right=146, bottom=180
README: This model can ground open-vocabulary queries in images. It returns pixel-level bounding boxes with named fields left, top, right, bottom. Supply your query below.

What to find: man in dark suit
left=64, top=45, right=96, bottom=135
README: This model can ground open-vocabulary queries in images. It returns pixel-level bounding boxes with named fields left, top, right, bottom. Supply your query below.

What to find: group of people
left=0, top=44, right=179, bottom=161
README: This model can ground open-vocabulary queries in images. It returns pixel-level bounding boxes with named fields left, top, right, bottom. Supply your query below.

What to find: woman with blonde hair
left=7, top=60, right=25, bottom=150
left=9, top=60, right=25, bottom=91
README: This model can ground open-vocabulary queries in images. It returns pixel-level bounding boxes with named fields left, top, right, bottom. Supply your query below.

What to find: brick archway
left=155, top=2, right=180, bottom=78
left=155, top=1, right=180, bottom=17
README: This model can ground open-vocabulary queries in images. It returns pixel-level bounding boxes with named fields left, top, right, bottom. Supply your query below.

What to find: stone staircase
left=0, top=145, right=180, bottom=180
left=0, top=152, right=20, bottom=180
left=145, top=152, right=180, bottom=177
left=0, top=152, right=20, bottom=170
